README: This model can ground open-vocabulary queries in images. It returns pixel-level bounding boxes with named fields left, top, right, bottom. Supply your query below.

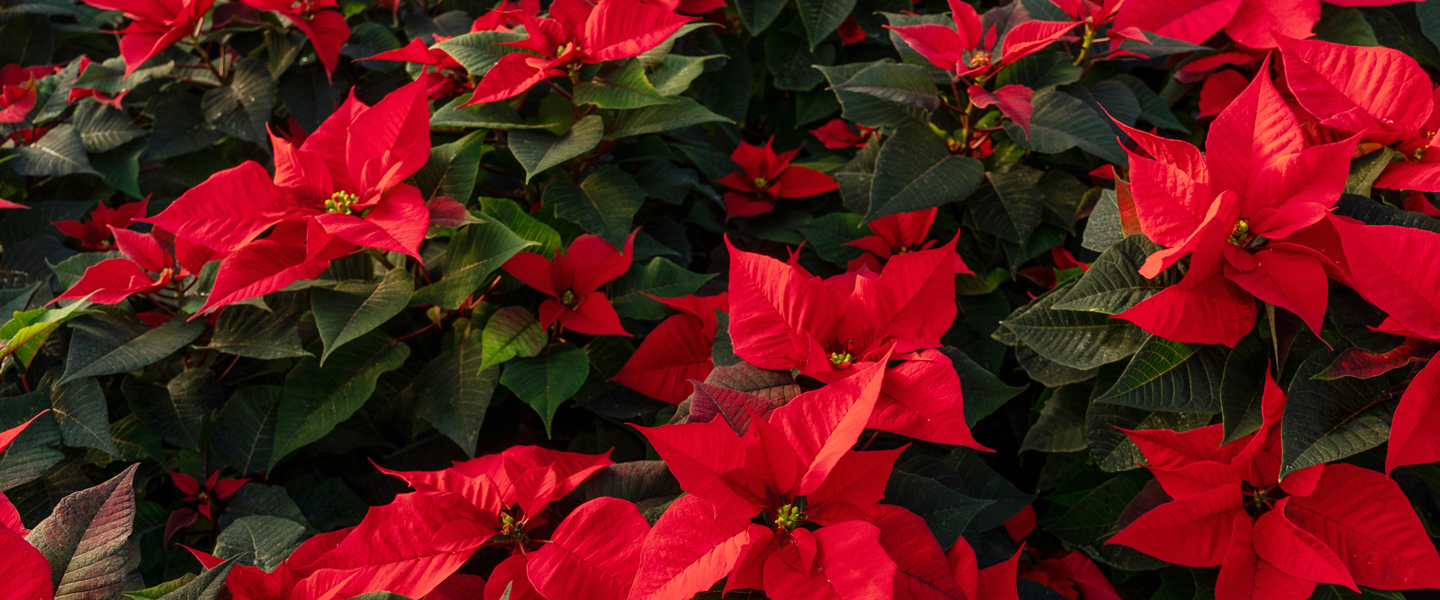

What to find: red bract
left=0, top=411, right=46, bottom=455
left=55, top=227, right=219, bottom=305
left=1106, top=372, right=1440, bottom=599
left=364, top=38, right=471, bottom=99
left=146, top=76, right=432, bottom=313
left=630, top=362, right=900, bottom=599
left=845, top=207, right=972, bottom=274
left=0, top=64, right=50, bottom=123
left=465, top=0, right=695, bottom=104
left=241, top=0, right=350, bottom=75
left=946, top=538, right=1024, bottom=600
left=54, top=198, right=149, bottom=251
left=524, top=497, right=651, bottom=600
left=501, top=232, right=636, bottom=337
left=810, top=118, right=876, bottom=149
left=1019, top=551, right=1121, bottom=600
left=77, top=0, right=216, bottom=76
left=716, top=138, right=838, bottom=220
left=1274, top=36, right=1440, bottom=192
left=612, top=293, right=729, bottom=404
left=0, top=491, right=50, bottom=600
left=1112, top=66, right=1355, bottom=346
left=171, top=470, right=248, bottom=519
left=727, top=237, right=984, bottom=447
left=884, top=0, right=1077, bottom=81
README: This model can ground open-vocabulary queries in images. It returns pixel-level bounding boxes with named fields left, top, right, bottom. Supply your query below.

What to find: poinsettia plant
left=6, top=0, right=1440, bottom=598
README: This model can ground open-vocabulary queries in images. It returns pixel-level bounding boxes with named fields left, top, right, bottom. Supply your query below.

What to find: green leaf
left=608, top=257, right=717, bottom=320
left=1315, top=6, right=1378, bottom=46
left=650, top=54, right=718, bottom=97
left=797, top=0, right=857, bottom=47
left=201, top=58, right=277, bottom=147
left=798, top=212, right=868, bottom=267
left=609, top=97, right=733, bottom=137
left=1053, top=235, right=1186, bottom=314
left=26, top=464, right=138, bottom=599
left=1021, top=384, right=1091, bottom=453
left=881, top=472, right=992, bottom=550
left=1094, top=336, right=1224, bottom=413
left=1114, top=74, right=1186, bottom=133
left=218, top=484, right=310, bottom=530
left=151, top=557, right=237, bottom=600
left=109, top=414, right=164, bottom=465
left=480, top=306, right=546, bottom=371
left=211, top=386, right=280, bottom=475
left=973, top=165, right=1046, bottom=243
left=122, top=372, right=222, bottom=451
left=509, top=115, right=605, bottom=183
left=574, top=59, right=676, bottom=109
left=1044, top=469, right=1150, bottom=546
left=995, top=51, right=1083, bottom=91
left=10, top=124, right=98, bottom=176
left=828, top=62, right=940, bottom=112
left=735, top=0, right=787, bottom=33
left=1280, top=345, right=1395, bottom=477
left=59, top=314, right=204, bottom=385
left=1220, top=333, right=1269, bottom=445
left=499, top=343, right=589, bottom=436
left=417, top=333, right=499, bottom=456
left=479, top=197, right=563, bottom=259
left=312, top=269, right=414, bottom=364
left=1087, top=398, right=1210, bottom=472
left=270, top=331, right=410, bottom=470
left=434, top=31, right=527, bottom=74
left=412, top=220, right=534, bottom=310
left=546, top=165, right=646, bottom=249
left=147, top=89, right=225, bottom=159
left=70, top=100, right=144, bottom=153
left=48, top=377, right=119, bottom=456
left=414, top=130, right=486, bottom=205
left=214, top=516, right=307, bottom=572
left=941, top=347, right=1027, bottom=427
left=1066, top=81, right=1139, bottom=128
left=1345, top=146, right=1401, bottom=197
left=866, top=124, right=984, bottom=222
left=431, top=96, right=558, bottom=130
left=0, top=399, right=63, bottom=492
left=1004, top=89, right=1127, bottom=164
left=1002, top=284, right=1148, bottom=370
left=816, top=61, right=931, bottom=130
left=202, top=299, right=310, bottom=360
left=901, top=450, right=1035, bottom=534
left=91, top=138, right=146, bottom=199
left=124, top=575, right=196, bottom=600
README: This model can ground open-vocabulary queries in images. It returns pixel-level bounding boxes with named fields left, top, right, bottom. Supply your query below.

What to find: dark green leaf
left=59, top=314, right=204, bottom=385
left=123, top=370, right=224, bottom=450
left=1094, top=336, right=1224, bottom=413
left=480, top=306, right=545, bottom=371
left=797, top=0, right=857, bottom=48
left=574, top=59, right=676, bottom=108
left=48, top=376, right=119, bottom=455
left=1087, top=400, right=1210, bottom=472
left=609, top=97, right=733, bottom=137
left=312, top=269, right=414, bottom=364
left=994, top=51, right=1083, bottom=91
left=479, top=197, right=563, bottom=259
left=735, top=0, right=787, bottom=34
left=153, top=556, right=237, bottom=600
left=1004, top=89, right=1127, bottom=164
left=1022, top=385, right=1091, bottom=453
left=1114, top=74, right=1186, bottom=133
left=270, top=331, right=410, bottom=470
left=798, top=212, right=868, bottom=267
left=214, top=516, right=307, bottom=572
left=941, top=347, right=1027, bottom=427
left=414, top=130, right=486, bottom=205
left=431, top=96, right=556, bottom=129
left=417, top=333, right=499, bottom=456
left=70, top=101, right=145, bottom=153
left=902, top=449, right=1035, bottom=534
left=829, top=62, right=940, bottom=113
left=412, top=220, right=534, bottom=310
left=1280, top=345, right=1395, bottom=477
left=91, top=138, right=146, bottom=199
left=866, top=124, right=984, bottom=222
left=546, top=165, right=646, bottom=249
left=816, top=61, right=930, bottom=129
left=500, top=343, right=590, bottom=436
left=973, top=165, right=1045, bottom=243
left=650, top=54, right=718, bottom=97
left=27, top=464, right=137, bottom=598
left=1346, top=147, right=1401, bottom=197
left=0, top=394, right=63, bottom=491
left=434, top=31, right=526, bottom=74
left=509, top=115, right=605, bottom=183
left=109, top=414, right=164, bottom=465
left=1002, top=283, right=1148, bottom=370
left=201, top=59, right=276, bottom=147
left=609, top=257, right=717, bottom=320
left=219, top=484, right=310, bottom=531
left=1044, top=469, right=1150, bottom=546
left=10, top=124, right=98, bottom=176
left=1053, top=235, right=1185, bottom=314
left=211, top=386, right=280, bottom=475
left=882, top=472, right=991, bottom=549
left=1220, top=333, right=1268, bottom=444
left=202, top=299, right=310, bottom=360
left=1315, top=6, right=1378, bottom=46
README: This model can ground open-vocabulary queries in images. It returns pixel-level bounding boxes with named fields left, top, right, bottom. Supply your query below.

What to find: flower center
left=559, top=289, right=578, bottom=307
left=753, top=176, right=769, bottom=188
left=1227, top=219, right=1254, bottom=246
left=325, top=191, right=359, bottom=214
left=967, top=51, right=992, bottom=68
left=197, top=491, right=210, bottom=503
left=828, top=351, right=852, bottom=368
left=1241, top=482, right=1287, bottom=517
left=498, top=510, right=527, bottom=539
left=773, top=503, right=805, bottom=531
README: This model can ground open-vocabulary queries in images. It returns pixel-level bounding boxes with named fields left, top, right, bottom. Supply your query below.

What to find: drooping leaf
left=500, top=343, right=590, bottom=436
left=829, top=62, right=941, bottom=113
left=816, top=61, right=930, bottom=130
left=270, top=331, right=411, bottom=470
left=312, top=268, right=414, bottom=364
